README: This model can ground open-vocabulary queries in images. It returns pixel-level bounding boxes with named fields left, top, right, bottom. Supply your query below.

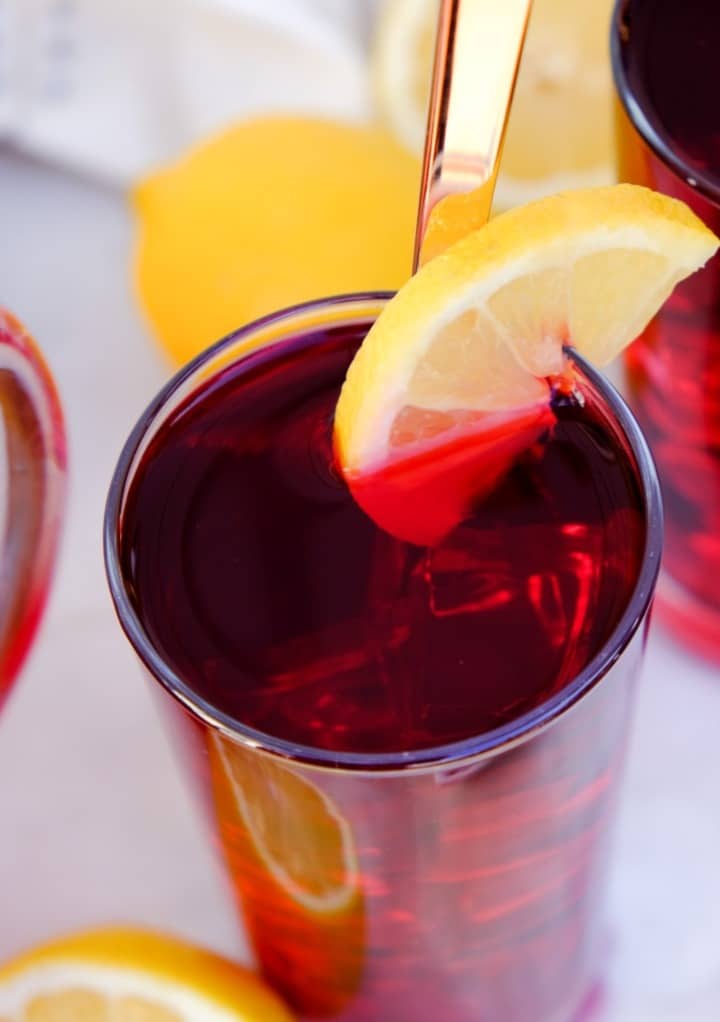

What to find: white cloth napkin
left=0, top=0, right=375, bottom=186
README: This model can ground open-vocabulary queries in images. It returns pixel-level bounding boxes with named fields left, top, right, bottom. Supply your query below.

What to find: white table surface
left=1, top=150, right=720, bottom=1022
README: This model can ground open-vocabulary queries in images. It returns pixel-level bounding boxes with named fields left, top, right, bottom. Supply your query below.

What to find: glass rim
left=104, top=291, right=663, bottom=775
left=610, top=0, right=720, bottom=207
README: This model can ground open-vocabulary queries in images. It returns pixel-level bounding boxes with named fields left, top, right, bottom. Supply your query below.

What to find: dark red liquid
left=616, top=0, right=720, bottom=656
left=620, top=0, right=720, bottom=183
left=120, top=324, right=644, bottom=755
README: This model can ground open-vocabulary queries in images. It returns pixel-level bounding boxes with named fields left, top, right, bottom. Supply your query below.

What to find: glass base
left=655, top=571, right=720, bottom=663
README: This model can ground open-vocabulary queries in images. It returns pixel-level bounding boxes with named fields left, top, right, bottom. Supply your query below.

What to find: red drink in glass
left=120, top=322, right=643, bottom=752
left=612, top=0, right=720, bottom=658
left=105, top=295, right=661, bottom=1022
left=0, top=310, right=65, bottom=708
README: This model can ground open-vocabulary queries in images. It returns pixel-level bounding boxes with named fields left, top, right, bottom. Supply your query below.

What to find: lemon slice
left=372, top=0, right=616, bottom=209
left=210, top=736, right=357, bottom=915
left=0, top=929, right=292, bottom=1021
left=498, top=0, right=616, bottom=203
left=372, top=0, right=436, bottom=159
left=207, top=737, right=364, bottom=1017
left=334, top=185, right=718, bottom=542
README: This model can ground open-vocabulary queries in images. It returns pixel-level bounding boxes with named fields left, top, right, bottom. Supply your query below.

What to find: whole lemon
left=133, top=117, right=421, bottom=365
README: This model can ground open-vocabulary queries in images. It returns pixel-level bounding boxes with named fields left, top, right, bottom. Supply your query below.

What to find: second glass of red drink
left=0, top=309, right=65, bottom=710
left=612, top=0, right=720, bottom=659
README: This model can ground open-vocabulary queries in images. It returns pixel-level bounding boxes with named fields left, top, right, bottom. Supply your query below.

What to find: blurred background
left=2, top=1, right=720, bottom=1020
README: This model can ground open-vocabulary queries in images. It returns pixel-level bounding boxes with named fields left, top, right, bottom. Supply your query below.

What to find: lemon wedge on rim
left=334, top=184, right=718, bottom=542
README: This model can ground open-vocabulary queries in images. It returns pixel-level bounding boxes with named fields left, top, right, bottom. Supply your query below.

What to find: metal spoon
left=414, top=0, right=534, bottom=269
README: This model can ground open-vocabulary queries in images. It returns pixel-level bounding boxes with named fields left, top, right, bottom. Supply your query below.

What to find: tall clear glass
left=105, top=294, right=662, bottom=1022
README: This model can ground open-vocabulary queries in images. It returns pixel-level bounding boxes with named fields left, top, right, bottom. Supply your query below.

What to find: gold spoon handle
left=414, top=0, right=534, bottom=270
